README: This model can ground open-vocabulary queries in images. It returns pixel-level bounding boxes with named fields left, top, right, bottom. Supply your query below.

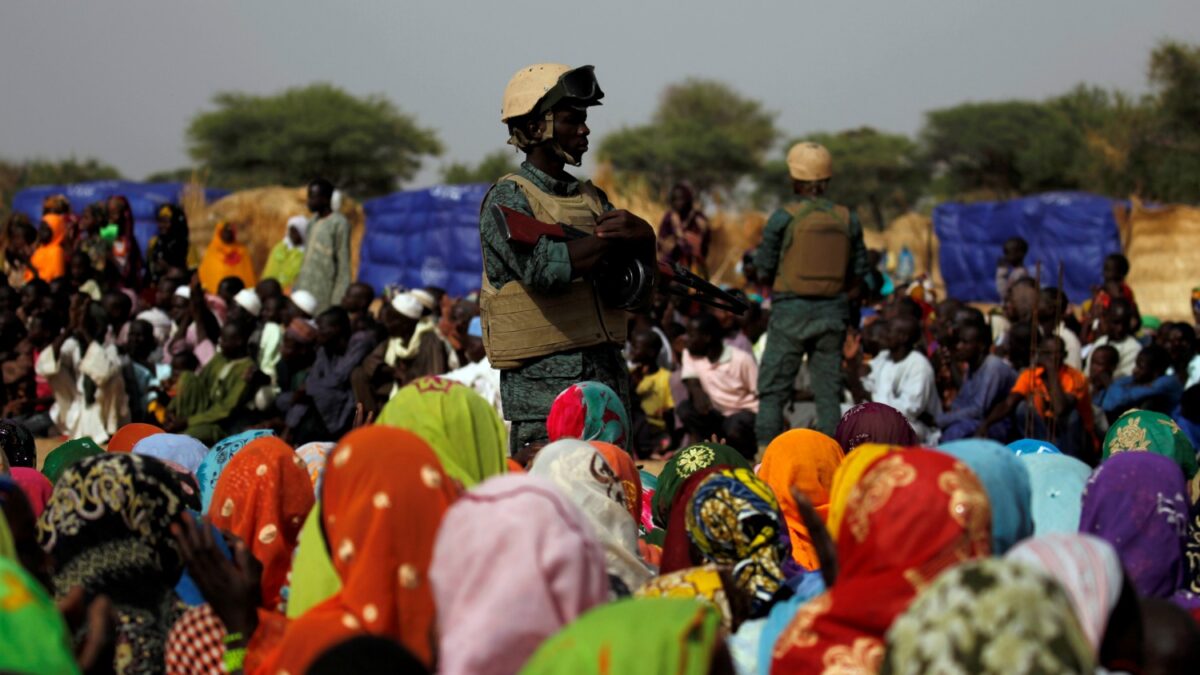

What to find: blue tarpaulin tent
left=12, top=180, right=229, bottom=255
left=934, top=192, right=1124, bottom=304
left=358, top=184, right=489, bottom=297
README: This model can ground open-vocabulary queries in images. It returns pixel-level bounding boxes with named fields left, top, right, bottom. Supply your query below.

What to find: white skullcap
left=410, top=288, right=436, bottom=312
left=174, top=286, right=191, bottom=299
left=291, top=290, right=319, bottom=317
left=390, top=292, right=424, bottom=320
left=233, top=288, right=262, bottom=317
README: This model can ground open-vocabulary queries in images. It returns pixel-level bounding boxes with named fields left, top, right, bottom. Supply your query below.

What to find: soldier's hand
left=595, top=210, right=655, bottom=242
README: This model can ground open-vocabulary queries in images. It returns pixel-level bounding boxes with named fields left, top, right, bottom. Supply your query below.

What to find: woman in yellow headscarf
left=198, top=221, right=256, bottom=294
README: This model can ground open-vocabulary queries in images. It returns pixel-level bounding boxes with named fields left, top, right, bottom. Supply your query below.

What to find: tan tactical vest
left=773, top=201, right=852, bottom=297
left=480, top=174, right=628, bottom=370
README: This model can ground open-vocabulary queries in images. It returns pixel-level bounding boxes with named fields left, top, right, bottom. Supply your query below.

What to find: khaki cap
left=501, top=63, right=573, bottom=122
left=786, top=142, right=833, bottom=181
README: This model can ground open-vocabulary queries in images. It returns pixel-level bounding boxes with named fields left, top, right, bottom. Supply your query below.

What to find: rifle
left=493, top=204, right=748, bottom=315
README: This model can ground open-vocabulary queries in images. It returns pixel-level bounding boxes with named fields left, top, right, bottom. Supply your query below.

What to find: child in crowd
left=629, top=330, right=674, bottom=457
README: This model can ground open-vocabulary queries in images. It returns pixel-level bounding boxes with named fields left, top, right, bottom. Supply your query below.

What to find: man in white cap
left=351, top=290, right=458, bottom=415
left=289, top=289, right=319, bottom=321
left=229, top=288, right=262, bottom=325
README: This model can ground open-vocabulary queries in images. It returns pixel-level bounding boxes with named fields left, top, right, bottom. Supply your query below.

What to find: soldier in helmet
left=479, top=63, right=656, bottom=455
left=754, top=142, right=871, bottom=444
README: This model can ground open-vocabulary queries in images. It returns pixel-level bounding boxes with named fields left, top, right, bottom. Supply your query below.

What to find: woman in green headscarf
left=652, top=442, right=752, bottom=530
left=377, top=376, right=507, bottom=488
left=520, top=598, right=728, bottom=675
left=1103, top=409, right=1197, bottom=488
left=40, top=437, right=103, bottom=484
left=0, top=556, right=79, bottom=674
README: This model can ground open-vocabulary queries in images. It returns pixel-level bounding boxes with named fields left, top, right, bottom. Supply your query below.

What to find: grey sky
left=2, top=0, right=1198, bottom=190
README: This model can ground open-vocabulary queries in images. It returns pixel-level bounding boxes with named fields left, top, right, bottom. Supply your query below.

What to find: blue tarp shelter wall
left=934, top=192, right=1124, bottom=305
left=358, top=184, right=490, bottom=297
left=12, top=181, right=229, bottom=256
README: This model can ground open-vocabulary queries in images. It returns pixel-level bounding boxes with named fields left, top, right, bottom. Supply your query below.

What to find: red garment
left=770, top=449, right=992, bottom=674
left=259, top=426, right=458, bottom=673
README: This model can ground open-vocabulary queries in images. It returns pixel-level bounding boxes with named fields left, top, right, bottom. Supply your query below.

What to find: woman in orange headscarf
left=770, top=449, right=992, bottom=673
left=165, top=436, right=315, bottom=674
left=30, top=195, right=71, bottom=282
left=198, top=221, right=256, bottom=294
left=258, top=426, right=458, bottom=673
left=756, top=429, right=845, bottom=570
left=106, top=422, right=164, bottom=453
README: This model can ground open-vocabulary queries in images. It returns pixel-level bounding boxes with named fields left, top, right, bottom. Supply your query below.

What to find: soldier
left=754, top=142, right=870, bottom=444
left=478, top=63, right=655, bottom=454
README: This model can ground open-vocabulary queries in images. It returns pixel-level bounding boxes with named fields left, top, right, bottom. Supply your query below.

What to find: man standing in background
left=292, top=178, right=351, bottom=314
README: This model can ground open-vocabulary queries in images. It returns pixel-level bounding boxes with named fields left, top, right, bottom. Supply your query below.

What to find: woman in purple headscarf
left=833, top=401, right=917, bottom=453
left=1079, top=452, right=1190, bottom=601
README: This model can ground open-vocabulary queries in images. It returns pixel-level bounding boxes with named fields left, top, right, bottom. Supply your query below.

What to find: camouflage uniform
left=479, top=161, right=632, bottom=453
left=754, top=197, right=869, bottom=439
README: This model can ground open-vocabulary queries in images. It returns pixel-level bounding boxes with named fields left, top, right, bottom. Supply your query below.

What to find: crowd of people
left=2, top=61, right=1200, bottom=675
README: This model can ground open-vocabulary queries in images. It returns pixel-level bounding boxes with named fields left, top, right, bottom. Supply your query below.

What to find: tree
left=920, top=100, right=1083, bottom=198
left=440, top=149, right=520, bottom=184
left=187, top=83, right=442, bottom=197
left=0, top=157, right=123, bottom=210
left=144, top=167, right=199, bottom=183
left=755, top=128, right=928, bottom=228
left=597, top=79, right=777, bottom=196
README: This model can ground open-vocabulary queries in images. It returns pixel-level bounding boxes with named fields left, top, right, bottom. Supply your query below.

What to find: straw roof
left=1118, top=198, right=1200, bottom=321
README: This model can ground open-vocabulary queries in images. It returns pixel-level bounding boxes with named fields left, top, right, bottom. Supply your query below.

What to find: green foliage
left=441, top=149, right=520, bottom=184
left=598, top=78, right=777, bottom=196
left=144, top=167, right=198, bottom=183
left=0, top=157, right=123, bottom=213
left=187, top=83, right=442, bottom=197
left=756, top=128, right=928, bottom=228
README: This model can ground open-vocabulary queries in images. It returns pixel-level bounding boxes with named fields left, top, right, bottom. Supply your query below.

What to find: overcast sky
left=3, top=0, right=1198, bottom=190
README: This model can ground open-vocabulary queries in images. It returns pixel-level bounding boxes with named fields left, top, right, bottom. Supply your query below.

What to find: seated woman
left=261, top=215, right=309, bottom=290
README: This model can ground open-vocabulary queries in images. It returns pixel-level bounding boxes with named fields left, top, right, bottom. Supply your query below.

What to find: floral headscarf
left=1019, top=453, right=1091, bottom=535
left=41, top=436, right=103, bottom=484
left=882, top=559, right=1094, bottom=675
left=1006, top=533, right=1125, bottom=653
left=378, top=376, right=507, bottom=487
left=659, top=467, right=725, bottom=574
left=652, top=442, right=750, bottom=529
left=521, top=598, right=724, bottom=675
left=589, top=441, right=646, bottom=528
left=686, top=468, right=790, bottom=617
left=826, top=443, right=904, bottom=542
left=547, top=381, right=631, bottom=450
left=772, top=449, right=992, bottom=674
left=528, top=439, right=653, bottom=593
left=1079, top=451, right=1188, bottom=599
left=37, top=454, right=187, bottom=675
left=757, top=429, right=845, bottom=570
left=834, top=402, right=917, bottom=454
left=1103, top=409, right=1198, bottom=483
left=938, top=439, right=1034, bottom=554
left=258, top=427, right=458, bottom=673
left=194, top=429, right=275, bottom=512
left=430, top=474, right=609, bottom=675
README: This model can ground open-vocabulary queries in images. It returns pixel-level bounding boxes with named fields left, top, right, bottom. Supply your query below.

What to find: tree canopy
left=598, top=78, right=777, bottom=196
left=187, top=83, right=442, bottom=197
left=441, top=149, right=520, bottom=185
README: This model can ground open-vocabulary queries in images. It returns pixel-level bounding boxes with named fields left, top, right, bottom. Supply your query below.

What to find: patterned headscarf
left=546, top=381, right=631, bottom=450
left=0, top=557, right=78, bottom=674
left=37, top=454, right=187, bottom=674
left=258, top=427, right=458, bottom=673
left=107, top=422, right=164, bottom=453
left=1103, top=409, right=1198, bottom=482
left=295, top=441, right=335, bottom=497
left=529, top=439, right=653, bottom=593
left=378, top=376, right=507, bottom=487
left=938, top=439, right=1034, bottom=554
left=520, top=598, right=723, bottom=675
left=1019, top=453, right=1091, bottom=535
left=0, top=419, right=36, bottom=468
left=1079, top=452, right=1188, bottom=599
left=430, top=474, right=609, bottom=675
left=687, top=468, right=789, bottom=617
left=194, top=429, right=275, bottom=512
left=1007, top=438, right=1061, bottom=456
left=590, top=441, right=645, bottom=528
left=8, top=467, right=52, bottom=518
left=41, top=436, right=103, bottom=484
left=659, top=466, right=725, bottom=574
left=882, top=559, right=1094, bottom=675
left=208, top=436, right=313, bottom=613
left=1006, top=533, right=1125, bottom=653
left=652, top=442, right=750, bottom=528
left=635, top=564, right=734, bottom=631
left=834, top=402, right=917, bottom=454
left=826, top=443, right=904, bottom=542
left=757, top=429, right=845, bottom=570
left=133, top=433, right=208, bottom=476
left=771, top=449, right=993, bottom=674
